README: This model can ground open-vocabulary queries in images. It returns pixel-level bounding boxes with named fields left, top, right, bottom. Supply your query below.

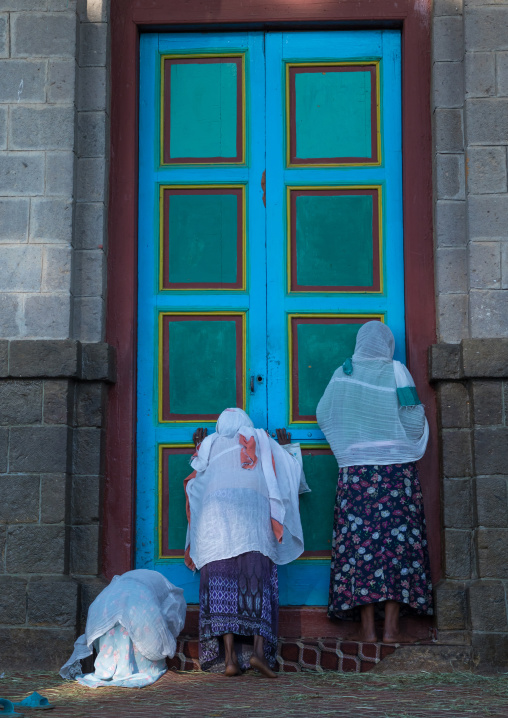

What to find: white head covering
left=186, top=408, right=304, bottom=570
left=316, top=321, right=429, bottom=468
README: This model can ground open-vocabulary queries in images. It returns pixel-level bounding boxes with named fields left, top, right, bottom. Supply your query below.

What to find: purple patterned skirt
left=328, top=463, right=433, bottom=621
left=199, top=551, right=278, bottom=672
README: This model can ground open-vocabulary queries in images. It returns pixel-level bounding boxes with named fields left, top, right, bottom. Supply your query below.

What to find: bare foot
left=224, top=661, right=242, bottom=676
left=348, top=628, right=378, bottom=643
left=249, top=654, right=277, bottom=678
left=382, top=631, right=419, bottom=644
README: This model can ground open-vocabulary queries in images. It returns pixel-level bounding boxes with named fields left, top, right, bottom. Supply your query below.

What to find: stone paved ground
left=1, top=671, right=508, bottom=718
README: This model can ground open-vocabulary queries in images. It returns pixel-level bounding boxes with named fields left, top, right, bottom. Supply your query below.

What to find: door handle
left=261, top=170, right=266, bottom=207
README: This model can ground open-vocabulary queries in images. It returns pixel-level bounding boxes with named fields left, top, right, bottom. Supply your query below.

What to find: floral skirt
left=199, top=551, right=278, bottom=671
left=328, top=463, right=433, bottom=620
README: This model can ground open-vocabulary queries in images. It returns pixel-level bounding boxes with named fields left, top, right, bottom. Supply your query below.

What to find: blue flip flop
left=0, top=698, right=24, bottom=717
left=12, top=693, right=54, bottom=711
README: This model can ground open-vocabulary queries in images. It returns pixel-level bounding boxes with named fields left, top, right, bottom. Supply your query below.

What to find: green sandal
left=0, top=698, right=24, bottom=717
left=12, top=693, right=54, bottom=711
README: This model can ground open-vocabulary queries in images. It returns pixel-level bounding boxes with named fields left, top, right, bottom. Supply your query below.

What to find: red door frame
left=105, top=0, right=439, bottom=584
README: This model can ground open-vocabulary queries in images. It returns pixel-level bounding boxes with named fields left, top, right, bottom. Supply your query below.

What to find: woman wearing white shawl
left=316, top=321, right=433, bottom=644
left=184, top=408, right=304, bottom=677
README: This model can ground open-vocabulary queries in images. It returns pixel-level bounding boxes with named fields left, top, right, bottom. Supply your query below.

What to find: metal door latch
left=250, top=375, right=264, bottom=393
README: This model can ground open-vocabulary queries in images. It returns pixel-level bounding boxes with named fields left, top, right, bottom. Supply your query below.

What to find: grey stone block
left=0, top=246, right=42, bottom=293
left=433, top=16, right=463, bottom=62
left=0, top=14, right=8, bottom=59
left=73, top=427, right=103, bottom=475
left=436, top=154, right=465, bottom=200
left=77, top=112, right=106, bottom=158
left=71, top=474, right=100, bottom=524
left=0, top=341, right=7, bottom=377
left=10, top=339, right=78, bottom=378
left=6, top=524, right=65, bottom=573
left=72, top=296, right=104, bottom=343
left=0, top=153, right=44, bottom=196
left=76, top=382, right=105, bottom=427
left=472, top=633, right=508, bottom=672
left=469, top=242, right=501, bottom=289
left=467, top=147, right=507, bottom=194
left=78, top=576, right=107, bottom=630
left=0, top=577, right=27, bottom=624
left=435, top=200, right=466, bottom=247
left=442, top=429, right=473, bottom=477
left=0, top=60, right=45, bottom=103
left=477, top=528, right=508, bottom=578
left=24, top=295, right=71, bottom=340
left=0, top=105, right=5, bottom=149
left=47, top=0, right=78, bottom=8
left=77, top=0, right=109, bottom=23
left=30, top=198, right=73, bottom=244
left=498, top=52, right=508, bottom=97
left=76, top=157, right=106, bottom=202
left=472, top=381, right=503, bottom=425
left=433, top=62, right=464, bottom=109
left=0, top=379, right=42, bottom=425
left=470, top=290, right=508, bottom=338
left=466, top=99, right=508, bottom=145
left=503, top=243, right=508, bottom=290
left=438, top=381, right=470, bottom=427
left=42, top=246, right=72, bottom=293
left=429, top=344, right=462, bottom=381
left=45, top=152, right=75, bottom=197
left=434, top=580, right=467, bottom=631
left=47, top=59, right=76, bottom=103
left=0, top=627, right=76, bottom=671
left=434, top=109, right=464, bottom=153
left=437, top=293, right=469, bottom=344
left=443, top=478, right=472, bottom=527
left=468, top=580, right=508, bottom=631
left=468, top=194, right=508, bottom=239
left=464, top=6, right=508, bottom=52
left=12, top=13, right=76, bottom=58
left=79, top=22, right=108, bottom=67
left=43, top=380, right=70, bottom=424
left=70, top=524, right=99, bottom=574
left=0, top=427, right=6, bottom=473
left=9, top=425, right=69, bottom=473
left=462, top=338, right=508, bottom=377
left=80, top=343, right=115, bottom=382
left=476, top=477, right=508, bottom=528
left=465, top=52, right=495, bottom=97
left=0, top=474, right=40, bottom=523
left=73, top=249, right=105, bottom=298
left=10, top=105, right=74, bottom=151
left=27, top=576, right=77, bottom=627
left=435, top=247, right=467, bottom=294
left=444, top=529, right=472, bottom=578
left=0, top=199, right=29, bottom=242
left=0, top=526, right=5, bottom=572
left=434, top=0, right=463, bottom=15
left=74, top=202, right=105, bottom=249
left=0, top=0, right=46, bottom=8
left=78, top=66, right=107, bottom=111
left=41, top=473, right=67, bottom=524
left=474, top=427, right=508, bottom=475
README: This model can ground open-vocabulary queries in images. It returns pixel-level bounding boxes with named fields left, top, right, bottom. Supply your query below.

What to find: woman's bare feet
left=249, top=654, right=277, bottom=678
left=349, top=604, right=377, bottom=643
left=223, top=633, right=242, bottom=677
left=224, top=661, right=242, bottom=676
left=382, top=630, right=419, bottom=644
left=382, top=601, right=419, bottom=644
left=348, top=627, right=378, bottom=643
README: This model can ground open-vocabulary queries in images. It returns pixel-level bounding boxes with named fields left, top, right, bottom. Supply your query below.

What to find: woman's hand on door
left=193, top=427, right=208, bottom=448
left=275, top=428, right=292, bottom=445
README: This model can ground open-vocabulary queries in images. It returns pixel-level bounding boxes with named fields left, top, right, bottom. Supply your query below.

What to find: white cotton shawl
left=60, top=569, right=187, bottom=679
left=186, top=408, right=304, bottom=570
left=316, top=321, right=429, bottom=468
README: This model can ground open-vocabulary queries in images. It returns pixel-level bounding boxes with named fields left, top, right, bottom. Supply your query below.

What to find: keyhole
left=256, top=375, right=264, bottom=383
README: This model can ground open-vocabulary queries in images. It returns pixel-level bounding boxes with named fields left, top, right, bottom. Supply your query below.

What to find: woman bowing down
left=184, top=408, right=304, bottom=677
left=316, top=321, right=433, bottom=644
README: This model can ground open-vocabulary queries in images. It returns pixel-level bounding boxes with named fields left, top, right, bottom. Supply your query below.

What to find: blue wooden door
left=136, top=30, right=403, bottom=607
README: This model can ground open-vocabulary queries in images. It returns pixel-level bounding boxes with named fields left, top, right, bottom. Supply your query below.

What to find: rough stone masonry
left=0, top=0, right=507, bottom=671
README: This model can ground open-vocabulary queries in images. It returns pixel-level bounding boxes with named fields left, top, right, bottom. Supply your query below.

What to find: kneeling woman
left=184, top=408, right=304, bottom=677
left=317, top=321, right=433, bottom=644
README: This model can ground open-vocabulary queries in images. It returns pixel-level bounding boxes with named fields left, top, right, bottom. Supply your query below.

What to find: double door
left=136, top=30, right=403, bottom=604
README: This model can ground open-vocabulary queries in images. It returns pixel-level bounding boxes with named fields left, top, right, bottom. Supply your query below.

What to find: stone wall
left=432, top=0, right=508, bottom=670
left=0, top=0, right=110, bottom=669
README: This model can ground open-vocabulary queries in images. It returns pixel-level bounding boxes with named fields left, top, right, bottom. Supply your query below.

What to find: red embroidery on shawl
left=239, top=434, right=257, bottom=469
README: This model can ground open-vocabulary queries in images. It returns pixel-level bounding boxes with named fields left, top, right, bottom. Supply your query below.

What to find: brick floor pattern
left=167, top=638, right=397, bottom=673
left=2, top=671, right=508, bottom=718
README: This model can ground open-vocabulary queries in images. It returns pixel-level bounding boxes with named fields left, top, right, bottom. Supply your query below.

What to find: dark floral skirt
left=328, top=463, right=433, bottom=620
left=199, top=551, right=278, bottom=671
